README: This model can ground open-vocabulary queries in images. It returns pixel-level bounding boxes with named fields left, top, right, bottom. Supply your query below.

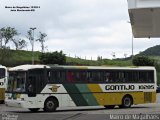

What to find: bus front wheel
left=43, top=98, right=58, bottom=112
left=119, top=95, right=133, bottom=108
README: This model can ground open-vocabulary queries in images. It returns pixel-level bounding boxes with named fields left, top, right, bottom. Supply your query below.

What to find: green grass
left=1, top=49, right=160, bottom=83
left=66, top=57, right=101, bottom=66
left=9, top=50, right=41, bottom=66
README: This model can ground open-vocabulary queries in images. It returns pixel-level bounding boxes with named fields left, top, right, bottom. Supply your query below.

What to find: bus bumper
left=5, top=99, right=43, bottom=109
left=5, top=100, right=25, bottom=108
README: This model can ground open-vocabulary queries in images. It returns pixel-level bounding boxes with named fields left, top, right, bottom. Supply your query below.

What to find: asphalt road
left=0, top=94, right=160, bottom=120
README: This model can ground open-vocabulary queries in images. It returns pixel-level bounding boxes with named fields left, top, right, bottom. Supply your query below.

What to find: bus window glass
left=50, top=71, right=59, bottom=83
left=125, top=71, right=132, bottom=83
left=79, top=71, right=87, bottom=82
left=87, top=71, right=92, bottom=82
left=105, top=72, right=110, bottom=82
left=50, top=70, right=66, bottom=83
left=0, top=68, right=5, bottom=79
left=7, top=72, right=26, bottom=92
left=87, top=71, right=104, bottom=83
left=28, top=69, right=45, bottom=93
left=118, top=71, right=126, bottom=83
left=67, top=71, right=73, bottom=82
left=59, top=71, right=66, bottom=83
left=104, top=71, right=114, bottom=83
left=132, top=71, right=139, bottom=83
left=139, top=71, right=147, bottom=83
left=147, top=71, right=154, bottom=83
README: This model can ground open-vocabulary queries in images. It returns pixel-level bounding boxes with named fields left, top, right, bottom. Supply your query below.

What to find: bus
left=0, top=65, right=8, bottom=103
left=5, top=65, right=157, bottom=112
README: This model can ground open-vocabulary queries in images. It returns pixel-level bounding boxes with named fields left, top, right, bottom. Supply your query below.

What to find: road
left=0, top=94, right=160, bottom=120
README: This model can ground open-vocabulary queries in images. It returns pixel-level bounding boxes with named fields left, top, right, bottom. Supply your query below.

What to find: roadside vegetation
left=0, top=27, right=160, bottom=84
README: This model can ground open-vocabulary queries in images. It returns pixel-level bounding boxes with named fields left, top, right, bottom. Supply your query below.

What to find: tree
left=0, top=27, right=17, bottom=66
left=124, top=53, right=127, bottom=58
left=0, top=46, right=13, bottom=66
left=36, top=32, right=47, bottom=53
left=111, top=52, right=116, bottom=59
left=26, top=30, right=33, bottom=49
left=97, top=56, right=102, bottom=61
left=132, top=56, right=154, bottom=66
left=26, top=29, right=36, bottom=64
left=0, top=29, right=3, bottom=48
left=39, top=51, right=66, bottom=65
left=12, top=39, right=27, bottom=50
left=0, top=27, right=18, bottom=47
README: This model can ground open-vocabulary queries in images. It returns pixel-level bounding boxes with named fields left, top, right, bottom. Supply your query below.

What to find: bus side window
left=148, top=71, right=154, bottom=83
left=87, top=71, right=92, bottom=82
left=47, top=71, right=51, bottom=82
left=79, top=71, right=87, bottom=82
left=139, top=71, right=145, bottom=83
left=118, top=71, right=125, bottom=83
left=105, top=72, right=110, bottom=82
left=67, top=71, right=73, bottom=82
left=59, top=71, right=65, bottom=83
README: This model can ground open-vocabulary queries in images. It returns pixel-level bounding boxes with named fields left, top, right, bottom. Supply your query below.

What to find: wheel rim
left=124, top=97, right=131, bottom=107
left=46, top=101, right=55, bottom=110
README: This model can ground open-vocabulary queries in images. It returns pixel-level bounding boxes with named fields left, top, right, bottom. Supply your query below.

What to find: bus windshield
left=7, top=72, right=26, bottom=92
left=0, top=68, right=5, bottom=79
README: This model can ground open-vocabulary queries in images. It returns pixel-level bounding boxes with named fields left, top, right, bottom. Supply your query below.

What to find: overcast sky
left=0, top=0, right=160, bottom=60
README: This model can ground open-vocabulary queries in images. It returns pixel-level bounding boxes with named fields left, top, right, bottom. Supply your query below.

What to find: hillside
left=0, top=48, right=160, bottom=84
left=0, top=49, right=132, bottom=67
left=1, top=45, right=160, bottom=67
left=0, top=49, right=41, bottom=67
left=139, top=45, right=160, bottom=56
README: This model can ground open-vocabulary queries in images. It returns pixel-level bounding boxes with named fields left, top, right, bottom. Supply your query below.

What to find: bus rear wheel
left=29, top=108, right=40, bottom=112
left=43, top=98, right=58, bottom=112
left=104, top=105, right=115, bottom=109
left=119, top=95, right=133, bottom=108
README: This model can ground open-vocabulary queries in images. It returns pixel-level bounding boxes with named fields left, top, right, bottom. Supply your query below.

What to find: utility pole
left=127, top=21, right=134, bottom=59
left=131, top=33, right=133, bottom=59
left=30, top=27, right=36, bottom=65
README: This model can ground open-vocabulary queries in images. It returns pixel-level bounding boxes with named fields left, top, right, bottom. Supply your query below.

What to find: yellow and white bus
left=0, top=65, right=8, bottom=103
left=5, top=65, right=157, bottom=112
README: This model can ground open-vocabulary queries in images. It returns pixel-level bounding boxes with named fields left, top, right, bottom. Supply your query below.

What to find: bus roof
left=0, top=65, right=7, bottom=69
left=51, top=65, right=155, bottom=70
left=9, top=64, right=50, bottom=71
left=9, top=64, right=156, bottom=71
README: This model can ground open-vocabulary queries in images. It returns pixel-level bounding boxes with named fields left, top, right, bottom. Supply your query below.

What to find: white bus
left=0, top=65, right=8, bottom=103
left=5, top=65, right=157, bottom=112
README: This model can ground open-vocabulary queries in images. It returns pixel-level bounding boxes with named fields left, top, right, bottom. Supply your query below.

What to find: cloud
left=0, top=0, right=159, bottom=60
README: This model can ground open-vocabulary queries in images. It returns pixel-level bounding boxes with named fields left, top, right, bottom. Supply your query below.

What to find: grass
left=1, top=49, right=160, bottom=83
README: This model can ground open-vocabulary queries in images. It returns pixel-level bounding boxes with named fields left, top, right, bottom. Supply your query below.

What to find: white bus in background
left=0, top=65, right=8, bottom=103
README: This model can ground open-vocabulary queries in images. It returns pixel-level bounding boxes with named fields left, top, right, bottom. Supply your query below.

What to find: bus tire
left=0, top=100, right=4, bottom=104
left=120, top=95, right=133, bottom=108
left=29, top=108, right=40, bottom=112
left=104, top=105, right=115, bottom=109
left=43, top=97, right=58, bottom=112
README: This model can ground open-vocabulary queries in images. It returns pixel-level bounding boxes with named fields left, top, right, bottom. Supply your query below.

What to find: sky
left=0, top=0, right=160, bottom=60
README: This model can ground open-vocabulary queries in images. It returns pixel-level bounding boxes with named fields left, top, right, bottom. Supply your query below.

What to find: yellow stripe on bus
left=0, top=88, right=5, bottom=101
left=87, top=84, right=104, bottom=105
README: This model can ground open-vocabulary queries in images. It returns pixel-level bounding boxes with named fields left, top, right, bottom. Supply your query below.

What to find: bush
left=39, top=51, right=66, bottom=65
left=132, top=56, right=154, bottom=66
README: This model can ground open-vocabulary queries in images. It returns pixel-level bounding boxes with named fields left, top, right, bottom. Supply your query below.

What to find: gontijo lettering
left=105, top=85, right=135, bottom=90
